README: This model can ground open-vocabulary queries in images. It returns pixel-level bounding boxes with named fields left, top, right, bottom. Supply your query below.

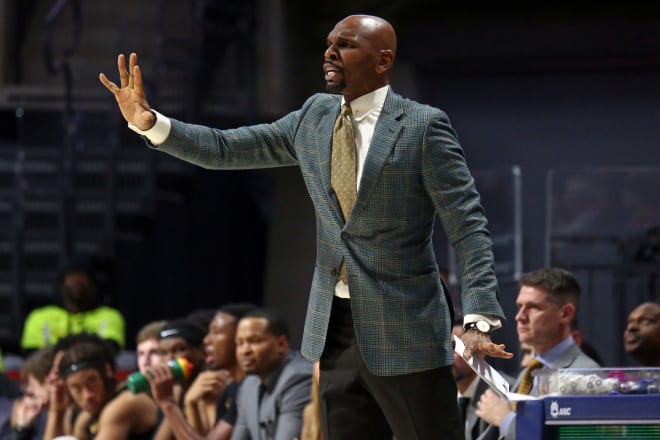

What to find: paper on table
left=453, top=335, right=537, bottom=402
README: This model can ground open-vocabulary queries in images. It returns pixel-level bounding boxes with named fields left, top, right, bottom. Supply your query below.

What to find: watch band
left=464, top=321, right=492, bottom=334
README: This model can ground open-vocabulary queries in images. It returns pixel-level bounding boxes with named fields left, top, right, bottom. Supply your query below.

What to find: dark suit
left=463, top=379, right=497, bottom=440
left=150, top=88, right=503, bottom=438
left=461, top=372, right=515, bottom=440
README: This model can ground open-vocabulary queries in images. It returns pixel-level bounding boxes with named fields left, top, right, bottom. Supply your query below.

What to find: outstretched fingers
left=99, top=53, right=130, bottom=94
left=132, top=65, right=144, bottom=95
left=118, top=53, right=130, bottom=88
left=481, top=342, right=513, bottom=359
left=128, top=53, right=141, bottom=90
left=98, top=72, right=119, bottom=93
left=99, top=52, right=145, bottom=97
left=464, top=340, right=513, bottom=360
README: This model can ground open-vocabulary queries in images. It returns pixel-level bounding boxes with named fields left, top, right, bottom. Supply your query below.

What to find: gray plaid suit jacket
left=151, top=88, right=505, bottom=376
left=232, top=351, right=312, bottom=440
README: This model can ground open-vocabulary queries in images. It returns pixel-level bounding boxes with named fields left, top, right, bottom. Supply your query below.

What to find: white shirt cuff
left=463, top=314, right=502, bottom=331
left=127, top=109, right=171, bottom=146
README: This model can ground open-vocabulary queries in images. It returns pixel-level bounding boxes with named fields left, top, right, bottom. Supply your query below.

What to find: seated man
left=155, top=318, right=207, bottom=398
left=624, top=301, right=660, bottom=367
left=145, top=303, right=257, bottom=439
left=7, top=346, right=55, bottom=439
left=148, top=308, right=312, bottom=440
left=39, top=333, right=110, bottom=440
left=21, top=258, right=125, bottom=354
left=476, top=268, right=599, bottom=439
left=43, top=334, right=160, bottom=440
left=232, top=309, right=312, bottom=439
left=149, top=318, right=208, bottom=439
left=184, top=303, right=257, bottom=435
left=136, top=320, right=167, bottom=375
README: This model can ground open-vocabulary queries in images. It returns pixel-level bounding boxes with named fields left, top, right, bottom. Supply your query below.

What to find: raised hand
left=184, top=370, right=231, bottom=406
left=99, top=53, right=156, bottom=130
left=144, top=363, right=176, bottom=405
left=461, top=330, right=513, bottom=360
left=14, top=395, right=44, bottom=427
left=47, top=377, right=70, bottom=414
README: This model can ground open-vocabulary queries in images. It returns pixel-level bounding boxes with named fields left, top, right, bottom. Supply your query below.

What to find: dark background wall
left=1, top=1, right=659, bottom=373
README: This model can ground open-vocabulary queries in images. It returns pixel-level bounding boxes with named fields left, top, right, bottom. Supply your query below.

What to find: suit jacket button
left=331, top=268, right=338, bottom=276
left=340, top=232, right=349, bottom=240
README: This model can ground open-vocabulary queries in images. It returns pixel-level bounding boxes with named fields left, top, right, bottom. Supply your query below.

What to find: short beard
left=325, top=81, right=345, bottom=95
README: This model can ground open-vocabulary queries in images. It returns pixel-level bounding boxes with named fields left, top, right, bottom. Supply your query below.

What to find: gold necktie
left=331, top=104, right=356, bottom=284
left=517, top=359, right=543, bottom=395
left=511, top=358, right=543, bottom=411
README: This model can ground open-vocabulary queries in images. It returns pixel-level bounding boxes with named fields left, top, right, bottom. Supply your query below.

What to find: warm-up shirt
left=20, top=305, right=125, bottom=350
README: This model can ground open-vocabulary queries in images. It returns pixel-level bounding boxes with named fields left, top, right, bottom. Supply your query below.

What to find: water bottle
left=126, top=357, right=194, bottom=394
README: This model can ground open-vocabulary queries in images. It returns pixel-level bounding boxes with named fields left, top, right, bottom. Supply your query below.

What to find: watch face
left=476, top=321, right=490, bottom=333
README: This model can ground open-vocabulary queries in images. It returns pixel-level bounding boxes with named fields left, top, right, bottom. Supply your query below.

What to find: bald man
left=624, top=302, right=660, bottom=366
left=100, top=14, right=511, bottom=440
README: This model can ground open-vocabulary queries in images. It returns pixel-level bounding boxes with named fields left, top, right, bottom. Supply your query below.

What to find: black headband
left=158, top=320, right=205, bottom=347
left=59, top=359, right=108, bottom=378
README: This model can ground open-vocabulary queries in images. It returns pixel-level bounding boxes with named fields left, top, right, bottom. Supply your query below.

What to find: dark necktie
left=458, top=396, right=470, bottom=428
left=258, top=382, right=267, bottom=404
left=331, top=103, right=357, bottom=284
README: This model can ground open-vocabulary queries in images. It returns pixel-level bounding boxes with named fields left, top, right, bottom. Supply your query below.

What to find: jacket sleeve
left=421, top=110, right=504, bottom=318
left=273, top=372, right=312, bottom=440
left=230, top=386, right=251, bottom=440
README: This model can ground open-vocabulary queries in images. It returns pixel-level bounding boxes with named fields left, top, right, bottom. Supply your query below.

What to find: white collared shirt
left=334, top=85, right=389, bottom=298
left=341, top=84, right=389, bottom=190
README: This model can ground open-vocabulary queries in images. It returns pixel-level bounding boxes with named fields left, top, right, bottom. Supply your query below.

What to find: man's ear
left=561, top=303, right=576, bottom=324
left=376, top=49, right=394, bottom=73
left=277, top=335, right=289, bottom=356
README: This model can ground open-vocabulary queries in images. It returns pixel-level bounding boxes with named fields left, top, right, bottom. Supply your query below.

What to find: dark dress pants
left=319, top=296, right=464, bottom=440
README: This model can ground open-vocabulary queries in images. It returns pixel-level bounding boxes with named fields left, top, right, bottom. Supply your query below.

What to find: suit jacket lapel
left=349, top=90, right=404, bottom=223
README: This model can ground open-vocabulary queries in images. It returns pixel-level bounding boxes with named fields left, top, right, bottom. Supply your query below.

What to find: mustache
left=324, top=61, right=342, bottom=71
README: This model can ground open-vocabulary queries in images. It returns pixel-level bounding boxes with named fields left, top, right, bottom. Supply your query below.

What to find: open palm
left=99, top=52, right=155, bottom=130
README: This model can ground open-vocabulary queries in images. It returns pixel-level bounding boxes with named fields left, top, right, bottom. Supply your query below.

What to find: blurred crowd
left=1, top=261, right=658, bottom=440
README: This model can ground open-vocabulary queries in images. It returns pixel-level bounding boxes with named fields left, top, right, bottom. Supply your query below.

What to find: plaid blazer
left=154, top=88, right=505, bottom=376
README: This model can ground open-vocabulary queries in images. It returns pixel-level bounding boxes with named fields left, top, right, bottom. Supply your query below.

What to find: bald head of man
left=624, top=301, right=660, bottom=366
left=323, top=15, right=397, bottom=102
